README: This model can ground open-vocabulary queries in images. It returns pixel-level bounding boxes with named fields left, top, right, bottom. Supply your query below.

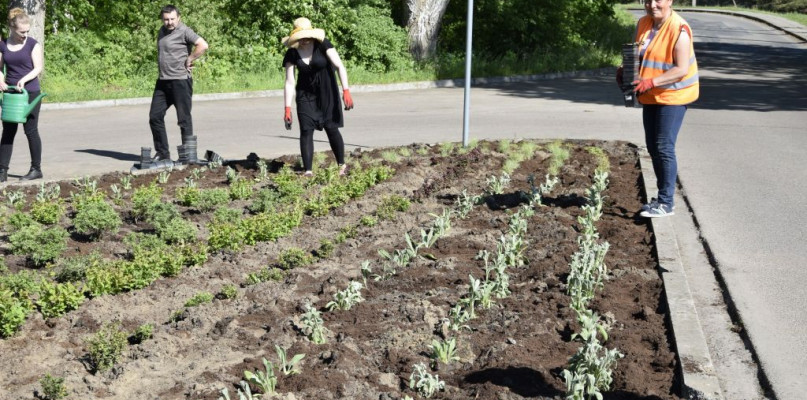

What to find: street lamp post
left=462, top=0, right=474, bottom=147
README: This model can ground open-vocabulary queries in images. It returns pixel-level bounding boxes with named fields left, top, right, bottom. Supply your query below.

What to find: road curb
left=678, top=8, right=807, bottom=42
left=638, top=148, right=723, bottom=400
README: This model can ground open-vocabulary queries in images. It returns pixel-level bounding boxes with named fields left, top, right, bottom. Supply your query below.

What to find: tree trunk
left=406, top=0, right=450, bottom=61
left=8, top=0, right=45, bottom=44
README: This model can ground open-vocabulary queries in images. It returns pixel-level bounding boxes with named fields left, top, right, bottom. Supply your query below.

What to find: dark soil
left=0, top=140, right=681, bottom=400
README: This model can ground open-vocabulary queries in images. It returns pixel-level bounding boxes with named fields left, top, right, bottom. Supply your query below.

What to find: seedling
left=243, top=357, right=276, bottom=396
left=256, top=159, right=269, bottom=182
left=326, top=281, right=364, bottom=311
left=219, top=381, right=259, bottom=400
left=275, top=345, right=305, bottom=376
left=409, top=362, right=445, bottom=398
left=428, top=337, right=460, bottom=365
left=485, top=172, right=511, bottom=195
left=39, top=373, right=68, bottom=400
left=300, top=303, right=328, bottom=344
left=119, top=174, right=133, bottom=190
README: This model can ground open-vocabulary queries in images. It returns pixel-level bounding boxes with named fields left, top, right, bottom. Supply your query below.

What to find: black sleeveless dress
left=282, top=39, right=344, bottom=131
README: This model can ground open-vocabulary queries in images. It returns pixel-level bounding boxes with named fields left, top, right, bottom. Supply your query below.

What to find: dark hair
left=160, top=5, right=180, bottom=17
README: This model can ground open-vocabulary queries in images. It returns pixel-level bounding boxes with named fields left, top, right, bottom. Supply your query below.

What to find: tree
left=404, top=0, right=450, bottom=61
left=9, top=0, right=45, bottom=44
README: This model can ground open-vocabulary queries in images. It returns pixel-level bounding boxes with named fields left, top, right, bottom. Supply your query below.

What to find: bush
left=130, top=323, right=154, bottom=344
left=9, top=224, right=69, bottom=266
left=6, top=212, right=36, bottom=231
left=0, top=289, right=32, bottom=338
left=277, top=248, right=314, bottom=270
left=53, top=252, right=104, bottom=283
left=249, top=189, right=281, bottom=214
left=86, top=322, right=128, bottom=373
left=72, top=199, right=122, bottom=239
left=218, top=284, right=238, bottom=300
left=184, top=292, right=214, bottom=307
left=376, top=194, right=410, bottom=220
left=37, top=281, right=85, bottom=318
left=131, top=183, right=164, bottom=221
left=39, top=373, right=68, bottom=400
left=31, top=200, right=66, bottom=225
left=197, top=188, right=231, bottom=212
left=156, top=217, right=198, bottom=244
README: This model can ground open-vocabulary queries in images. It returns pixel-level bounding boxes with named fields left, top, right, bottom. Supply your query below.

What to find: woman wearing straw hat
left=282, top=17, right=354, bottom=177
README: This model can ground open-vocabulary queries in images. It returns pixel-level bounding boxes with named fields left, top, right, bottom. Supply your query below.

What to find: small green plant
left=39, top=373, right=68, bottom=400
left=243, top=357, right=277, bottom=396
left=429, top=337, right=460, bottom=366
left=218, top=284, right=238, bottom=300
left=109, top=184, right=123, bottom=204
left=547, top=140, right=571, bottom=176
left=184, top=292, right=214, bottom=307
left=438, top=141, right=456, bottom=157
left=31, top=198, right=65, bottom=225
left=157, top=170, right=171, bottom=184
left=225, top=166, right=239, bottom=183
left=6, top=211, right=36, bottom=231
left=229, top=178, right=254, bottom=200
left=275, top=344, right=305, bottom=376
left=0, top=288, right=32, bottom=338
left=245, top=268, right=284, bottom=285
left=219, top=381, right=260, bottom=400
left=119, top=174, right=133, bottom=190
left=485, top=172, right=511, bottom=195
left=360, top=214, right=378, bottom=227
left=277, top=248, right=314, bottom=270
left=380, top=149, right=401, bottom=163
left=326, top=281, right=364, bottom=311
left=9, top=224, right=69, bottom=266
left=197, top=188, right=231, bottom=212
left=4, top=189, right=25, bottom=210
left=445, top=304, right=471, bottom=332
left=72, top=198, right=122, bottom=239
left=131, top=323, right=154, bottom=344
left=496, top=139, right=512, bottom=154
left=176, top=185, right=201, bottom=207
left=314, top=239, right=335, bottom=259
left=586, top=146, right=611, bottom=173
left=86, top=322, right=128, bottom=373
left=131, top=183, right=164, bottom=221
left=409, top=362, right=445, bottom=398
left=37, top=280, right=84, bottom=318
left=255, top=159, right=269, bottom=182
left=300, top=303, right=328, bottom=344
left=562, top=309, right=623, bottom=400
left=377, top=194, right=410, bottom=221
left=455, top=189, right=482, bottom=219
left=248, top=188, right=280, bottom=214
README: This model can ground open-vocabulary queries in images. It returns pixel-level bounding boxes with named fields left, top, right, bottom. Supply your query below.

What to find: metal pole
left=462, top=0, right=474, bottom=147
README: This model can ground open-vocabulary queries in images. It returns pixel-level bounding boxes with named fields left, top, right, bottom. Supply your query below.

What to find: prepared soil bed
left=0, top=140, right=681, bottom=400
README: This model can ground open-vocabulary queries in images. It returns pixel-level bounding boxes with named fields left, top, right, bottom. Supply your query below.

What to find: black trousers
left=300, top=127, right=345, bottom=172
left=0, top=90, right=43, bottom=170
left=149, top=79, right=193, bottom=158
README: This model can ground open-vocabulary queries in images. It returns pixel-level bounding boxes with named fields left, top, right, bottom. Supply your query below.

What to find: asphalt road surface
left=12, top=9, right=806, bottom=400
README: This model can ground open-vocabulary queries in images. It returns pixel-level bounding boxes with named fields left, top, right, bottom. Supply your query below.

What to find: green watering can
left=1, top=88, right=47, bottom=123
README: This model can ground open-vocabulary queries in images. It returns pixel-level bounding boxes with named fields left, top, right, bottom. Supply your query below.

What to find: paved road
left=10, top=9, right=806, bottom=400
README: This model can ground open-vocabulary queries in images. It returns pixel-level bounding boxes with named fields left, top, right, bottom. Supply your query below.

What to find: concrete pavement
left=6, top=8, right=806, bottom=400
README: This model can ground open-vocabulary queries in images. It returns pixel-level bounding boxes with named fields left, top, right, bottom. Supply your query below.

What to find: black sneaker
left=20, top=167, right=43, bottom=181
left=152, top=154, right=171, bottom=162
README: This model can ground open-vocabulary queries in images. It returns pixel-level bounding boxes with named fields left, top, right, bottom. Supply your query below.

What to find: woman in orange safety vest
left=627, top=0, right=699, bottom=218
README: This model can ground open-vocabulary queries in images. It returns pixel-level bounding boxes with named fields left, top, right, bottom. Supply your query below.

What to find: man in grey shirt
left=148, top=4, right=208, bottom=161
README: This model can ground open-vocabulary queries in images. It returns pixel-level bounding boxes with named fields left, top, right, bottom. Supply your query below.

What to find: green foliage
left=197, top=188, right=232, bottom=212
left=547, top=141, right=571, bottom=176
left=249, top=189, right=281, bottom=214
left=300, top=304, right=328, bottom=344
left=314, top=239, right=335, bottom=259
left=72, top=198, right=122, bottom=239
left=37, top=281, right=85, bottom=318
left=157, top=217, right=199, bottom=244
left=275, top=345, right=305, bottom=376
left=39, top=373, right=68, bottom=400
left=86, top=322, right=128, bottom=373
left=6, top=211, right=36, bottom=231
left=376, top=194, right=410, bottom=220
left=0, top=270, right=41, bottom=298
left=53, top=253, right=103, bottom=283
left=31, top=199, right=66, bottom=225
left=409, top=362, right=445, bottom=398
left=245, top=268, right=285, bottom=286
left=218, top=284, right=238, bottom=299
left=326, top=281, right=364, bottom=311
left=9, top=224, right=69, bottom=266
left=429, top=337, right=460, bottom=366
left=277, top=248, right=314, bottom=270
left=176, top=186, right=201, bottom=207
left=0, top=289, right=32, bottom=338
left=586, top=146, right=611, bottom=173
left=131, top=183, right=164, bottom=221
left=229, top=178, right=254, bottom=200
left=184, top=292, right=214, bottom=307
left=360, top=214, right=378, bottom=227
left=131, top=323, right=154, bottom=344
left=244, top=357, right=277, bottom=396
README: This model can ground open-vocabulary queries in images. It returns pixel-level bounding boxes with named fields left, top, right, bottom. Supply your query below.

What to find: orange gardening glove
left=343, top=89, right=354, bottom=110
left=284, top=106, right=292, bottom=130
left=633, top=78, right=655, bottom=93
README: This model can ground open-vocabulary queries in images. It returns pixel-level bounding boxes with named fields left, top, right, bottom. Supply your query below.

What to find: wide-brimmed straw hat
left=282, top=17, right=325, bottom=48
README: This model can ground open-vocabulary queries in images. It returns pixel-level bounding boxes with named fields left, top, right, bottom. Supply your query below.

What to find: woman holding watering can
left=282, top=17, right=353, bottom=177
left=0, top=8, right=45, bottom=182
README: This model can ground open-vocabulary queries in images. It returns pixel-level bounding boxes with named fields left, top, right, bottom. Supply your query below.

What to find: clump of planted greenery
left=314, top=238, right=335, bottom=259
left=300, top=303, right=328, bottom=344
left=546, top=140, right=571, bottom=176
left=86, top=322, right=128, bottom=373
left=586, top=146, right=611, bottom=173
left=130, top=323, right=154, bottom=344
left=277, top=247, right=314, bottom=270
left=130, top=182, right=163, bottom=222
left=244, top=357, right=277, bottom=397
left=245, top=268, right=284, bottom=286
left=39, top=373, right=68, bottom=400
left=0, top=287, right=33, bottom=338
left=142, top=201, right=197, bottom=244
left=217, top=284, right=238, bottom=300
left=72, top=197, right=122, bottom=239
left=409, top=362, right=445, bottom=398
left=53, top=252, right=103, bottom=283
left=376, top=194, right=410, bottom=221
left=303, top=164, right=395, bottom=217
left=275, top=345, right=305, bottom=376
left=428, top=337, right=460, bottom=366
left=326, top=281, right=364, bottom=311
left=36, top=280, right=84, bottom=318
left=184, top=291, right=214, bottom=307
left=9, top=223, right=69, bottom=266
left=31, top=183, right=65, bottom=225
left=197, top=188, right=231, bottom=212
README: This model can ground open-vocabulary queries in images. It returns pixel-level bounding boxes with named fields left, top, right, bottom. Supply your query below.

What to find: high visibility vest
left=635, top=11, right=699, bottom=105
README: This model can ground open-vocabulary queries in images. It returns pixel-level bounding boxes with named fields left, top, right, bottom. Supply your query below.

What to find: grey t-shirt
left=157, top=23, right=201, bottom=80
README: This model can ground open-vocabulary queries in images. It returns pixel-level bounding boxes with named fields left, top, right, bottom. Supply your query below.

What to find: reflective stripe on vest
left=634, top=11, right=699, bottom=105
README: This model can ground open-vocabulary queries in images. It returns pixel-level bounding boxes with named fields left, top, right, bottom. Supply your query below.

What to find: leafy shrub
left=184, top=292, right=214, bottom=307
left=0, top=270, right=41, bottom=297
left=249, top=189, right=281, bottom=214
left=72, top=199, right=122, bottom=239
left=130, top=323, right=154, bottom=344
left=31, top=199, right=66, bottom=225
left=53, top=252, right=103, bottom=283
left=315, top=239, right=335, bottom=259
left=376, top=194, right=410, bottom=220
left=197, top=188, right=231, bottom=212
left=37, top=280, right=85, bottom=318
left=131, top=183, right=163, bottom=221
left=245, top=268, right=284, bottom=286
left=272, top=166, right=305, bottom=200
left=214, top=207, right=242, bottom=223
left=217, top=284, right=238, bottom=300
left=277, top=248, right=314, bottom=270
left=39, top=373, right=68, bottom=400
left=0, top=289, right=32, bottom=338
left=156, top=217, right=198, bottom=244
left=176, top=186, right=201, bottom=207
left=207, top=220, right=246, bottom=252
left=9, top=224, right=69, bottom=266
left=6, top=212, right=35, bottom=231
left=360, top=215, right=378, bottom=227
left=229, top=178, right=254, bottom=200
left=86, top=322, right=128, bottom=373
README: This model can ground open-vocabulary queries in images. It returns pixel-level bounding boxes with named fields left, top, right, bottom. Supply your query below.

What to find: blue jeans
left=643, top=104, right=687, bottom=207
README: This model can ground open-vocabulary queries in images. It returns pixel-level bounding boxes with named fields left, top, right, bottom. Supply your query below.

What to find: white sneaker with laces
left=640, top=203, right=674, bottom=218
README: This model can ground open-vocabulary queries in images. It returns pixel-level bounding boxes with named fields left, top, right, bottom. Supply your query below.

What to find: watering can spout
left=25, top=92, right=47, bottom=116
